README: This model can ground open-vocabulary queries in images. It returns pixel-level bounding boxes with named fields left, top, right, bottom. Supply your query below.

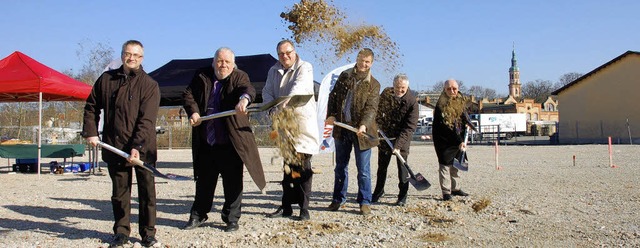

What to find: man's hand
left=357, top=125, right=367, bottom=137
left=325, top=116, right=335, bottom=125
left=127, top=148, right=140, bottom=165
left=235, top=98, right=249, bottom=115
left=86, top=136, right=99, bottom=147
left=190, top=113, right=202, bottom=127
left=459, top=142, right=467, bottom=152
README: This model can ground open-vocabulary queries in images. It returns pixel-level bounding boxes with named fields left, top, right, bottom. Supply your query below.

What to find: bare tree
left=467, top=85, right=497, bottom=99
left=554, top=72, right=584, bottom=90
left=76, top=40, right=115, bottom=85
left=522, top=79, right=554, bottom=103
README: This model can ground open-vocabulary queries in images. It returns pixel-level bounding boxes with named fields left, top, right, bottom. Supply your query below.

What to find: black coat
left=182, top=67, right=265, bottom=190
left=82, top=66, right=160, bottom=164
left=432, top=100, right=471, bottom=165
left=376, top=87, right=419, bottom=153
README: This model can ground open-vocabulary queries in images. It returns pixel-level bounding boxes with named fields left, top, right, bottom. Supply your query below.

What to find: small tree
left=467, top=85, right=497, bottom=99
left=522, top=79, right=554, bottom=103
left=75, top=40, right=115, bottom=85
left=554, top=72, right=584, bottom=90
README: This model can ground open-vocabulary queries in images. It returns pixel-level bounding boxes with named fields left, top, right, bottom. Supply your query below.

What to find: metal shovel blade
left=377, top=129, right=431, bottom=191
left=453, top=151, right=469, bottom=171
left=409, top=172, right=431, bottom=191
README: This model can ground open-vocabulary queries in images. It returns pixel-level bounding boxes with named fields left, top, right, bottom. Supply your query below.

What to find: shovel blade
left=142, top=163, right=192, bottom=181
left=453, top=158, right=469, bottom=171
left=409, top=173, right=431, bottom=191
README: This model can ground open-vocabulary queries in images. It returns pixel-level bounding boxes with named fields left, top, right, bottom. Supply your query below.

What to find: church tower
left=508, top=46, right=521, bottom=98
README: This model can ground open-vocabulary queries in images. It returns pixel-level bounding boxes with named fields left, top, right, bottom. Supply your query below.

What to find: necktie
left=206, top=81, right=220, bottom=145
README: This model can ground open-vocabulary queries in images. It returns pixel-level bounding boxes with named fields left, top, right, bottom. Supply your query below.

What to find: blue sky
left=1, top=1, right=638, bottom=94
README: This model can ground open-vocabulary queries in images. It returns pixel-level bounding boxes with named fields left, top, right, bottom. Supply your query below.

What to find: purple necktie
left=206, top=81, right=221, bottom=145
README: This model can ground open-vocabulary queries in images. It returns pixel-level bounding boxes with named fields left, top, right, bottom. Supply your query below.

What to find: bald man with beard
left=432, top=79, right=473, bottom=201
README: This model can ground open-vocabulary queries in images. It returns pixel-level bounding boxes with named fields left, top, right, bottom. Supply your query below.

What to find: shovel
left=453, top=126, right=470, bottom=171
left=378, top=130, right=431, bottom=191
left=199, top=94, right=313, bottom=121
left=333, top=121, right=379, bottom=141
left=98, top=141, right=192, bottom=181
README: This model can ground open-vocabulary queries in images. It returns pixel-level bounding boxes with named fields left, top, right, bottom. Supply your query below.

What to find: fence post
left=168, top=126, right=173, bottom=150
left=627, top=118, right=633, bottom=145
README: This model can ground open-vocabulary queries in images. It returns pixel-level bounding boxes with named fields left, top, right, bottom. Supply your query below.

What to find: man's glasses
left=445, top=87, right=458, bottom=91
left=123, top=52, right=143, bottom=59
left=277, top=50, right=294, bottom=56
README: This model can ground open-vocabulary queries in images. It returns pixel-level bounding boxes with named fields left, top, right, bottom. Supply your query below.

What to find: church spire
left=510, top=43, right=518, bottom=72
left=508, top=43, right=521, bottom=98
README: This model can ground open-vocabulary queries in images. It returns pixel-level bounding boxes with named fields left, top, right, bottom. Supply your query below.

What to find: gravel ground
left=0, top=144, right=639, bottom=247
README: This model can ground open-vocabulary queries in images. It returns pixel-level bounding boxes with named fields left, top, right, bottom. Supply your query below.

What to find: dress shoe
left=326, top=202, right=344, bottom=211
left=395, top=200, right=406, bottom=206
left=292, top=209, right=310, bottom=221
left=183, top=216, right=208, bottom=230
left=443, top=194, right=452, bottom=201
left=372, top=190, right=384, bottom=203
left=452, top=190, right=469, bottom=196
left=141, top=236, right=158, bottom=247
left=112, top=233, right=128, bottom=247
left=224, top=222, right=239, bottom=232
left=266, top=207, right=293, bottom=218
left=360, top=205, right=372, bottom=216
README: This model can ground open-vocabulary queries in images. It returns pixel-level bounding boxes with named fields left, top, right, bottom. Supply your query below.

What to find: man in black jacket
left=432, top=79, right=472, bottom=201
left=83, top=40, right=160, bottom=247
left=372, top=74, right=419, bottom=206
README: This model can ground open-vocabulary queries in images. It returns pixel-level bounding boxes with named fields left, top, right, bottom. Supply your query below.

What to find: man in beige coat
left=263, top=40, right=319, bottom=221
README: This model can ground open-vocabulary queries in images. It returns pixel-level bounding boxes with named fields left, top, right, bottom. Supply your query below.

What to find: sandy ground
left=0, top=143, right=639, bottom=247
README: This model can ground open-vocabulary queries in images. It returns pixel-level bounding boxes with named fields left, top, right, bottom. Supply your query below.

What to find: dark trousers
left=107, top=162, right=157, bottom=239
left=373, top=150, right=410, bottom=201
left=190, top=143, right=243, bottom=223
left=281, top=153, right=313, bottom=211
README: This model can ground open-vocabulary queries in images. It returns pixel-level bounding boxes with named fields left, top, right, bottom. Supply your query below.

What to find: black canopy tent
left=149, top=54, right=277, bottom=106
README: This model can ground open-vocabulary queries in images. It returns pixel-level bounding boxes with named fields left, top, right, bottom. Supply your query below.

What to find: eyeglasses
left=123, top=52, right=143, bottom=59
left=445, top=87, right=458, bottom=91
left=277, top=50, right=295, bottom=56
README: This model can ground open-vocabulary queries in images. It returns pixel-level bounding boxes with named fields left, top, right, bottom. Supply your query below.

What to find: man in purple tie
left=182, top=47, right=264, bottom=232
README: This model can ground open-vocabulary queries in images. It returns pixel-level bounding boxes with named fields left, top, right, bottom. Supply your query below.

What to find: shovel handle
left=199, top=109, right=238, bottom=121
left=334, top=121, right=377, bottom=140
left=98, top=142, right=153, bottom=173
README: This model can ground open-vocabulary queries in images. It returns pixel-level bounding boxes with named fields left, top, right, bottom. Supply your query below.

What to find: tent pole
left=38, top=92, right=42, bottom=177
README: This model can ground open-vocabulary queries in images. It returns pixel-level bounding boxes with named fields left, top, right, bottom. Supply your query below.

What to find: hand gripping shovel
left=333, top=121, right=379, bottom=142
left=199, top=94, right=313, bottom=121
left=98, top=141, right=192, bottom=181
left=453, top=126, right=470, bottom=171
left=378, top=130, right=431, bottom=191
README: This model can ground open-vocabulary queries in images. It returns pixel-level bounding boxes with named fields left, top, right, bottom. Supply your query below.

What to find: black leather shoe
left=183, top=216, right=208, bottom=230
left=452, top=190, right=469, bottom=196
left=292, top=209, right=310, bottom=221
left=112, top=233, right=128, bottom=247
left=443, top=194, right=452, bottom=201
left=395, top=200, right=406, bottom=206
left=141, top=236, right=158, bottom=247
left=372, top=190, right=385, bottom=203
left=224, top=222, right=239, bottom=232
left=266, top=207, right=293, bottom=218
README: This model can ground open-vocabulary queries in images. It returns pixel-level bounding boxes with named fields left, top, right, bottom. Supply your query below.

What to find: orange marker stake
left=495, top=140, right=502, bottom=170
left=608, top=136, right=618, bottom=168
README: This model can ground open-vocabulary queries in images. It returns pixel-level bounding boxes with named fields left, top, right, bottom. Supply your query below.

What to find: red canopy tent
left=0, top=51, right=92, bottom=175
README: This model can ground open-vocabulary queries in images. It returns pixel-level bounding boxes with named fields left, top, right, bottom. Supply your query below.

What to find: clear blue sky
left=1, top=1, right=638, bottom=95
